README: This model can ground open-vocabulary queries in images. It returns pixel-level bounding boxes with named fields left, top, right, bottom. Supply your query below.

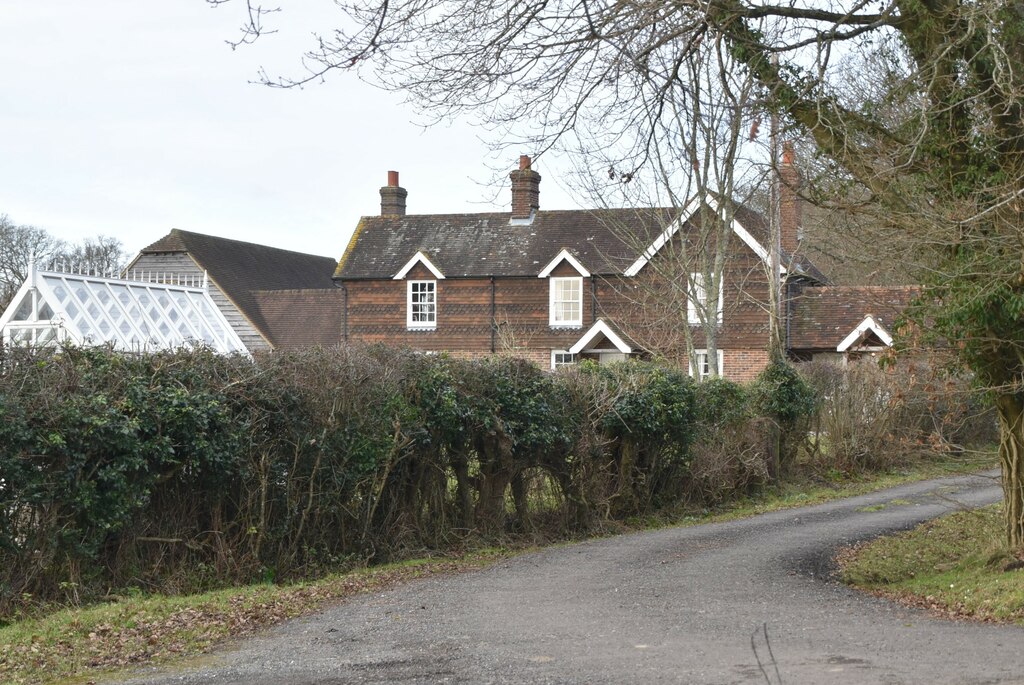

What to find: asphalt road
left=122, top=471, right=1024, bottom=685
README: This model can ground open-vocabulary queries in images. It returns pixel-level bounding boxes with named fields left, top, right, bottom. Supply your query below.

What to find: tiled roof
left=336, top=209, right=664, bottom=280
left=252, top=289, right=345, bottom=349
left=788, top=285, right=919, bottom=351
left=138, top=229, right=339, bottom=345
left=336, top=205, right=826, bottom=282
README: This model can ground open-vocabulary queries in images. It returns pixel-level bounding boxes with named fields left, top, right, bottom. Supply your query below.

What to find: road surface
left=122, top=470, right=1024, bottom=684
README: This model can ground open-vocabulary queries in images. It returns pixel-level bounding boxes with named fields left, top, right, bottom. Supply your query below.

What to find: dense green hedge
left=0, top=344, right=970, bottom=619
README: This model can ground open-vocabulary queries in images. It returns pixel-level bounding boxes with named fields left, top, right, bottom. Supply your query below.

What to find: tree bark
left=996, top=393, right=1024, bottom=549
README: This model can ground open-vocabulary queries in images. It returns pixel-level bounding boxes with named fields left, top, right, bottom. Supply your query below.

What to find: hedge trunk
left=996, top=393, right=1024, bottom=549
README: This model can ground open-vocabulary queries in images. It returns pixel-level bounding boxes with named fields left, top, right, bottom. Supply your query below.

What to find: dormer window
left=394, top=251, right=445, bottom=331
left=550, top=277, right=582, bottom=327
left=539, top=249, right=590, bottom=329
left=407, top=281, right=437, bottom=329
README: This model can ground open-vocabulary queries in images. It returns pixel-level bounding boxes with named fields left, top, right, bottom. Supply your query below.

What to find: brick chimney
left=380, top=170, right=407, bottom=216
left=779, top=142, right=802, bottom=255
left=509, top=155, right=541, bottom=221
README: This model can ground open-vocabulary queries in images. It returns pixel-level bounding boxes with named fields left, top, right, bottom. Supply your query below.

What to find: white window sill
left=549, top=324, right=583, bottom=330
left=407, top=326, right=437, bottom=332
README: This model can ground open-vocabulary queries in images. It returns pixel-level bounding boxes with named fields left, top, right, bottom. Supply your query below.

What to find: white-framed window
left=689, top=349, right=724, bottom=380
left=687, top=273, right=724, bottom=325
left=407, top=280, right=437, bottom=329
left=549, top=276, right=583, bottom=327
left=551, top=350, right=578, bottom=369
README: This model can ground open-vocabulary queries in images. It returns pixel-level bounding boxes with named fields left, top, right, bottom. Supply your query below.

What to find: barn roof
left=135, top=229, right=339, bottom=348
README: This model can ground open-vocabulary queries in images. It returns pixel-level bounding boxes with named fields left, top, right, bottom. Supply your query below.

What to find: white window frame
left=549, top=276, right=583, bottom=327
left=551, top=350, right=578, bottom=370
left=687, top=273, right=724, bottom=325
left=689, top=349, right=724, bottom=380
left=407, top=280, right=437, bottom=330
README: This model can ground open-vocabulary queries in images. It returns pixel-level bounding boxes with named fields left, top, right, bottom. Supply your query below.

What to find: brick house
left=85, top=156, right=912, bottom=375
left=334, top=155, right=903, bottom=381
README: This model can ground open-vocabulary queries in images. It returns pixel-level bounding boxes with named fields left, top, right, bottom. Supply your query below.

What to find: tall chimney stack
left=380, top=170, right=407, bottom=216
left=509, top=155, right=541, bottom=221
left=779, top=143, right=802, bottom=255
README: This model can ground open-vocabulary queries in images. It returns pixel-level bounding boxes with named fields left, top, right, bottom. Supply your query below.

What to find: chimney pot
left=380, top=171, right=408, bottom=216
left=519, top=155, right=531, bottom=171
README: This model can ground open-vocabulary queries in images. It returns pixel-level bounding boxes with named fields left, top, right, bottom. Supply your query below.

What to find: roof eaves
left=569, top=319, right=634, bottom=355
left=394, top=250, right=446, bottom=280
left=836, top=315, right=894, bottom=352
left=538, top=248, right=591, bottom=278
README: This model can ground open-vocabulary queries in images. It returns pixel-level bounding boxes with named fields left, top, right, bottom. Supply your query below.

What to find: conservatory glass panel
left=73, top=284, right=90, bottom=304
left=4, top=272, right=244, bottom=354
left=12, top=296, right=32, bottom=321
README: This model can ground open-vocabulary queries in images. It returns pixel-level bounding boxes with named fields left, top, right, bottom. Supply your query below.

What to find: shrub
left=752, top=359, right=817, bottom=475
left=797, top=359, right=995, bottom=476
left=687, top=378, right=769, bottom=504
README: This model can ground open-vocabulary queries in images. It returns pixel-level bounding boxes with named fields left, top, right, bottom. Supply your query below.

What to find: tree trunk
left=511, top=472, right=528, bottom=529
left=452, top=453, right=474, bottom=529
left=996, top=393, right=1024, bottom=549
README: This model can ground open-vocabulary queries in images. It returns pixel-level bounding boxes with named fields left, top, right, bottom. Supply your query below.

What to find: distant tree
left=59, top=235, right=128, bottom=278
left=0, top=215, right=66, bottom=310
left=0, top=214, right=127, bottom=310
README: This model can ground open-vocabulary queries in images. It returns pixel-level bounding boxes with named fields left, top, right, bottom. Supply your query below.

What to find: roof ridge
left=147, top=228, right=336, bottom=260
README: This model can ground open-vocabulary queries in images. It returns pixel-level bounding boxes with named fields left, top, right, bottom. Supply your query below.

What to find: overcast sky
left=0, top=3, right=580, bottom=259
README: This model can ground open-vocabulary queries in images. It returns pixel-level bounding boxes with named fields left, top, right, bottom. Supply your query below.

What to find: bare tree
left=574, top=39, right=763, bottom=378
left=59, top=236, right=128, bottom=278
left=0, top=214, right=128, bottom=310
left=213, top=0, right=1024, bottom=547
left=0, top=215, right=66, bottom=310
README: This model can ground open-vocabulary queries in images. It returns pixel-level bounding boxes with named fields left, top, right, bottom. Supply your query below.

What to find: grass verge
left=662, top=452, right=988, bottom=528
left=1, top=453, right=992, bottom=685
left=838, top=505, right=1024, bottom=624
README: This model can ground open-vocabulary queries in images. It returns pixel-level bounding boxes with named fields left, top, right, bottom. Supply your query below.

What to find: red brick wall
left=340, top=234, right=777, bottom=380
left=723, top=349, right=771, bottom=382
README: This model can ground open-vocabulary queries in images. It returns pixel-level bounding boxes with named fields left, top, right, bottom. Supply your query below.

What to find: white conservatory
left=0, top=262, right=247, bottom=355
